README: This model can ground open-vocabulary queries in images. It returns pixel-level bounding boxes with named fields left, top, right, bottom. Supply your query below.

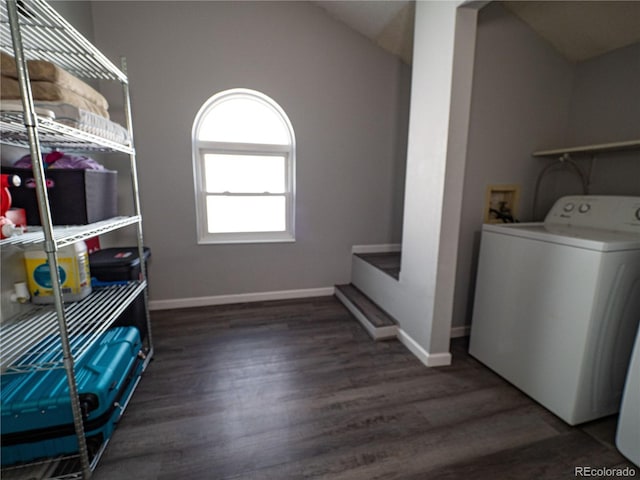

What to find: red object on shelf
left=85, top=236, right=101, bottom=254
left=1, top=173, right=25, bottom=239
left=5, top=208, right=26, bottom=228
left=1, top=173, right=20, bottom=216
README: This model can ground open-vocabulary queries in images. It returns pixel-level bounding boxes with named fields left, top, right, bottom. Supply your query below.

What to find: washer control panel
left=545, top=196, right=640, bottom=234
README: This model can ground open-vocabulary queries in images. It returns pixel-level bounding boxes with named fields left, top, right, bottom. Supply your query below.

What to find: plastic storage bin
left=89, top=247, right=150, bottom=341
left=2, top=166, right=117, bottom=225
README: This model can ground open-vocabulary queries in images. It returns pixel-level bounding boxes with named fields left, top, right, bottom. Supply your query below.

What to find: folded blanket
left=1, top=75, right=109, bottom=119
left=1, top=51, right=108, bottom=111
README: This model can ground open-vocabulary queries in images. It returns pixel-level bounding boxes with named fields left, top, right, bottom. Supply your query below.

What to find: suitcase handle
left=80, top=393, right=100, bottom=419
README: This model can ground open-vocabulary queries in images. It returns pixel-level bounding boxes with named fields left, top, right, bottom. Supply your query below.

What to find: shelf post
left=5, top=1, right=92, bottom=477
left=120, top=56, right=154, bottom=356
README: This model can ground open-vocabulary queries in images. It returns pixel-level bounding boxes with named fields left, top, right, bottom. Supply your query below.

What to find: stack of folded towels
left=1, top=50, right=109, bottom=118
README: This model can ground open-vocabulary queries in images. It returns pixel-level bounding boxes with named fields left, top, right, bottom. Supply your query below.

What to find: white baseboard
left=351, top=243, right=401, bottom=254
left=149, top=287, right=335, bottom=311
left=450, top=325, right=471, bottom=338
left=397, top=328, right=452, bottom=367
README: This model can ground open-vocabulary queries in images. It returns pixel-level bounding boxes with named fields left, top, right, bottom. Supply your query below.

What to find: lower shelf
left=1, top=281, right=147, bottom=374
left=0, top=349, right=152, bottom=480
left=2, top=454, right=84, bottom=480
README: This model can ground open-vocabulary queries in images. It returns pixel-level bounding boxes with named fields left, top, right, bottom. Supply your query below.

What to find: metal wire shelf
left=0, top=0, right=126, bottom=82
left=0, top=455, right=80, bottom=480
left=1, top=0, right=151, bottom=476
left=0, top=215, right=141, bottom=248
left=1, top=281, right=147, bottom=374
left=0, top=111, right=134, bottom=154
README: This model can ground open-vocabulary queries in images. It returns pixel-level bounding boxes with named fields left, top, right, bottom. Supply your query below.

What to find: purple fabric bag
left=14, top=152, right=105, bottom=170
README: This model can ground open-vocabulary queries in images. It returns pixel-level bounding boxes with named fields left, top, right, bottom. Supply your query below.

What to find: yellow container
left=24, top=241, right=92, bottom=304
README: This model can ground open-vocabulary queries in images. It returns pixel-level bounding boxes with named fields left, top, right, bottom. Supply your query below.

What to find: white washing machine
left=469, top=195, right=640, bottom=426
left=617, top=323, right=640, bottom=466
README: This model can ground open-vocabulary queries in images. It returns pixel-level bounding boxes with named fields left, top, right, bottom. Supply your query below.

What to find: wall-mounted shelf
left=533, top=139, right=640, bottom=158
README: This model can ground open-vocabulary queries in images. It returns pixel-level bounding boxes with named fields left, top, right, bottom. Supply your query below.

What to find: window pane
left=204, top=154, right=285, bottom=193
left=207, top=195, right=286, bottom=233
left=198, top=97, right=290, bottom=145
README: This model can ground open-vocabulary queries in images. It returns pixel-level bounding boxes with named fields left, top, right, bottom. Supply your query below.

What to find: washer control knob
left=578, top=203, right=591, bottom=213
left=563, top=203, right=575, bottom=212
left=635, top=207, right=640, bottom=221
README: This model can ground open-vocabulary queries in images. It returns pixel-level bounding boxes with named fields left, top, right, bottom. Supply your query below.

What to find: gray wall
left=90, top=1, right=410, bottom=303
left=534, top=41, right=640, bottom=217
left=565, top=42, right=640, bottom=197
left=568, top=42, right=640, bottom=145
left=453, top=2, right=574, bottom=331
left=50, top=1, right=95, bottom=42
left=453, top=3, right=640, bottom=331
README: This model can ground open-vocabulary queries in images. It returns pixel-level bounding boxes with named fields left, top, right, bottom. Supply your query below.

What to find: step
left=354, top=252, right=401, bottom=280
left=335, top=284, right=398, bottom=341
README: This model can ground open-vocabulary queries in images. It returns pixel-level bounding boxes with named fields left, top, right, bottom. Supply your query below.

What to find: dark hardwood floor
left=92, top=296, right=637, bottom=479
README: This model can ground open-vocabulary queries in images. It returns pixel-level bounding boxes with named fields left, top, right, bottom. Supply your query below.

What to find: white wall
left=357, top=1, right=479, bottom=365
left=90, top=1, right=410, bottom=304
left=400, top=2, right=462, bottom=351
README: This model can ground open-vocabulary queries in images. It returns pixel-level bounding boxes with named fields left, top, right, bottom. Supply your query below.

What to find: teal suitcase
left=1, top=327, right=144, bottom=466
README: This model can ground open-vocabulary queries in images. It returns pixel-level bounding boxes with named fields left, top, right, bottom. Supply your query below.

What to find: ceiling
left=314, top=1, right=640, bottom=65
left=314, top=0, right=414, bottom=64
left=502, top=1, right=640, bottom=63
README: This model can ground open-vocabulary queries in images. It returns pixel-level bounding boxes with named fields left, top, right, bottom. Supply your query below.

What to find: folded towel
left=1, top=51, right=18, bottom=76
left=1, top=75, right=109, bottom=119
left=1, top=51, right=108, bottom=111
left=1, top=99, right=131, bottom=145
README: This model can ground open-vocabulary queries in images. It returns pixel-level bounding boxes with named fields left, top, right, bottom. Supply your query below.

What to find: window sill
left=197, top=234, right=296, bottom=245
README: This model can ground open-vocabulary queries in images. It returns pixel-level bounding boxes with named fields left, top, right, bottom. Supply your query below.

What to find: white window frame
left=192, top=89, right=296, bottom=244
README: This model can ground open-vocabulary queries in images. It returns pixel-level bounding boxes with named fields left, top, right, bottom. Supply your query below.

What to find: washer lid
left=482, top=222, right=640, bottom=252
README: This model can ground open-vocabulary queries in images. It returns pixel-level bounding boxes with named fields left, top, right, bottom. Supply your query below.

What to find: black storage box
left=89, top=247, right=150, bottom=282
left=89, top=247, right=151, bottom=342
left=3, top=166, right=117, bottom=225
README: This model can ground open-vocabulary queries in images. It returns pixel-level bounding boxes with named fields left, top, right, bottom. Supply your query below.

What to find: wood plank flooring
left=92, top=296, right=636, bottom=480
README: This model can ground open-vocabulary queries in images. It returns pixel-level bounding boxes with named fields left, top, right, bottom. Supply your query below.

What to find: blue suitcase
left=1, top=326, right=144, bottom=466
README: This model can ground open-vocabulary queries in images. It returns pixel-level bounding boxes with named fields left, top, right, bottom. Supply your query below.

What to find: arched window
left=192, top=89, right=295, bottom=243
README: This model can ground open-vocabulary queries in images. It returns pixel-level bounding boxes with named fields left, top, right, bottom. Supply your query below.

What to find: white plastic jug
left=24, top=241, right=91, bottom=304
